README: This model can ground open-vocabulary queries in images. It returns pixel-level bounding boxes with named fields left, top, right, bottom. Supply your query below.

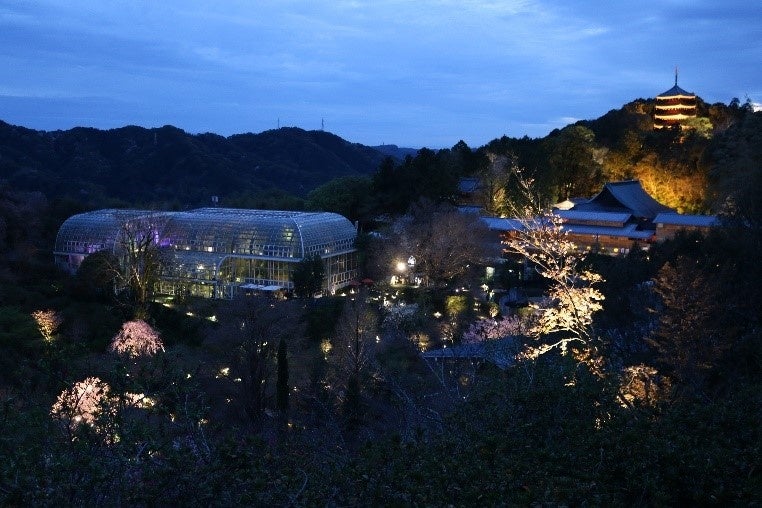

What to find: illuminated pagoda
left=653, top=69, right=697, bottom=129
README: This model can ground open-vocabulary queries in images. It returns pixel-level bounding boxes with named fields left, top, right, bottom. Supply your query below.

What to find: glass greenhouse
left=54, top=208, right=359, bottom=298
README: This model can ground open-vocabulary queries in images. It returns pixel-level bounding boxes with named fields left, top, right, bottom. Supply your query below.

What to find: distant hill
left=0, top=122, right=386, bottom=208
left=370, top=144, right=420, bottom=160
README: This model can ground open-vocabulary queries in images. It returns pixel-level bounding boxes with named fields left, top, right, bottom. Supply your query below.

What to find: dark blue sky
left=1, top=0, right=760, bottom=148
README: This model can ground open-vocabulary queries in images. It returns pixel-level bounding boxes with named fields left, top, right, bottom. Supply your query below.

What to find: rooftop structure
left=54, top=208, right=358, bottom=298
left=654, top=70, right=698, bottom=130
left=572, top=180, right=675, bottom=219
left=654, top=212, right=720, bottom=241
left=483, top=180, right=716, bottom=256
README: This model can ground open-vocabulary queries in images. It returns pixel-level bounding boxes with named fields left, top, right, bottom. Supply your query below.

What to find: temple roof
left=573, top=180, right=675, bottom=219
left=654, top=213, right=719, bottom=228
left=657, top=84, right=696, bottom=98
left=556, top=210, right=632, bottom=225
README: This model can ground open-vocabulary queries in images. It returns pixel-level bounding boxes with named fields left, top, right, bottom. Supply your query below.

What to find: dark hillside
left=0, top=122, right=385, bottom=208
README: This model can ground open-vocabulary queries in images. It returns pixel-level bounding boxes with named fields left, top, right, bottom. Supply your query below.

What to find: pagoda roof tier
left=654, top=113, right=695, bottom=120
left=657, top=84, right=696, bottom=98
left=655, top=106, right=697, bottom=111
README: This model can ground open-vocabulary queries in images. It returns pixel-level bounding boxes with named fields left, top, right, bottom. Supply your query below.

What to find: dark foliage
left=292, top=253, right=325, bottom=298
left=0, top=122, right=386, bottom=208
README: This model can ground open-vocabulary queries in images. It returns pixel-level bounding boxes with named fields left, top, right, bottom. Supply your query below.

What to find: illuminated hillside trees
left=32, top=309, right=62, bottom=343
left=477, top=153, right=513, bottom=217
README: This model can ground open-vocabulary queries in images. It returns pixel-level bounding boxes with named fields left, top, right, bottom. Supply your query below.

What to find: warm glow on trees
left=635, top=159, right=708, bottom=213
left=109, top=319, right=164, bottom=358
left=32, top=309, right=62, bottom=343
left=503, top=168, right=605, bottom=371
left=50, top=376, right=115, bottom=436
left=618, top=364, right=671, bottom=408
left=478, top=153, right=514, bottom=217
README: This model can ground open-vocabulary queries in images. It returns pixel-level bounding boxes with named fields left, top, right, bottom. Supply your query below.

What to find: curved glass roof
left=55, top=207, right=357, bottom=260
left=54, top=209, right=157, bottom=255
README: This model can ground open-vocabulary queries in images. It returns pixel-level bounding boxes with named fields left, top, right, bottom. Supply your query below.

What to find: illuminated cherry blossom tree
left=109, top=319, right=164, bottom=358
left=461, top=315, right=525, bottom=345
left=50, top=376, right=115, bottom=437
left=51, top=377, right=157, bottom=442
left=503, top=167, right=605, bottom=371
left=32, top=309, right=63, bottom=343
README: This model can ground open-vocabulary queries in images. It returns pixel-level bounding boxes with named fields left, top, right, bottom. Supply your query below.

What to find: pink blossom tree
left=109, top=319, right=164, bottom=358
left=50, top=376, right=115, bottom=438
left=461, top=315, right=525, bottom=344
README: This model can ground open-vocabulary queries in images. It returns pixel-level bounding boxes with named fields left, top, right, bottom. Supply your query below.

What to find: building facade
left=54, top=208, right=359, bottom=299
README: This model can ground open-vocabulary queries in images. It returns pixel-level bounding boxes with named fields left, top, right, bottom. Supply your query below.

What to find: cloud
left=0, top=0, right=759, bottom=146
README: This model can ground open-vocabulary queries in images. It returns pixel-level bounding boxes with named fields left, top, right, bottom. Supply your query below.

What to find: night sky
left=1, top=0, right=760, bottom=148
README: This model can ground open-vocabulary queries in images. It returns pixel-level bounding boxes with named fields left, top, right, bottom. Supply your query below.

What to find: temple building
left=654, top=71, right=698, bottom=130
left=54, top=208, right=359, bottom=299
left=554, top=180, right=674, bottom=254
left=481, top=180, right=717, bottom=256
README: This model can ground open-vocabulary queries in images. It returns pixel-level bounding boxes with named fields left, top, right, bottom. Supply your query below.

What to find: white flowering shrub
left=51, top=378, right=159, bottom=443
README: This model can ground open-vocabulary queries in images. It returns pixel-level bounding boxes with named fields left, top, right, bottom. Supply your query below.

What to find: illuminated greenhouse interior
left=54, top=208, right=359, bottom=298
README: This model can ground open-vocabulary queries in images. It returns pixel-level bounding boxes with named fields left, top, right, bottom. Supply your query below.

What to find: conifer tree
left=276, top=338, right=289, bottom=412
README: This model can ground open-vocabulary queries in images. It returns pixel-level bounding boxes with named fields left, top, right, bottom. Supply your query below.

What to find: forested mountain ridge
left=480, top=97, right=758, bottom=213
left=0, top=122, right=388, bottom=208
left=0, top=95, right=757, bottom=215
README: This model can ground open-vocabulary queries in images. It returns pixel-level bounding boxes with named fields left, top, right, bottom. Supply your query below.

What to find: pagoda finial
left=675, top=66, right=678, bottom=86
